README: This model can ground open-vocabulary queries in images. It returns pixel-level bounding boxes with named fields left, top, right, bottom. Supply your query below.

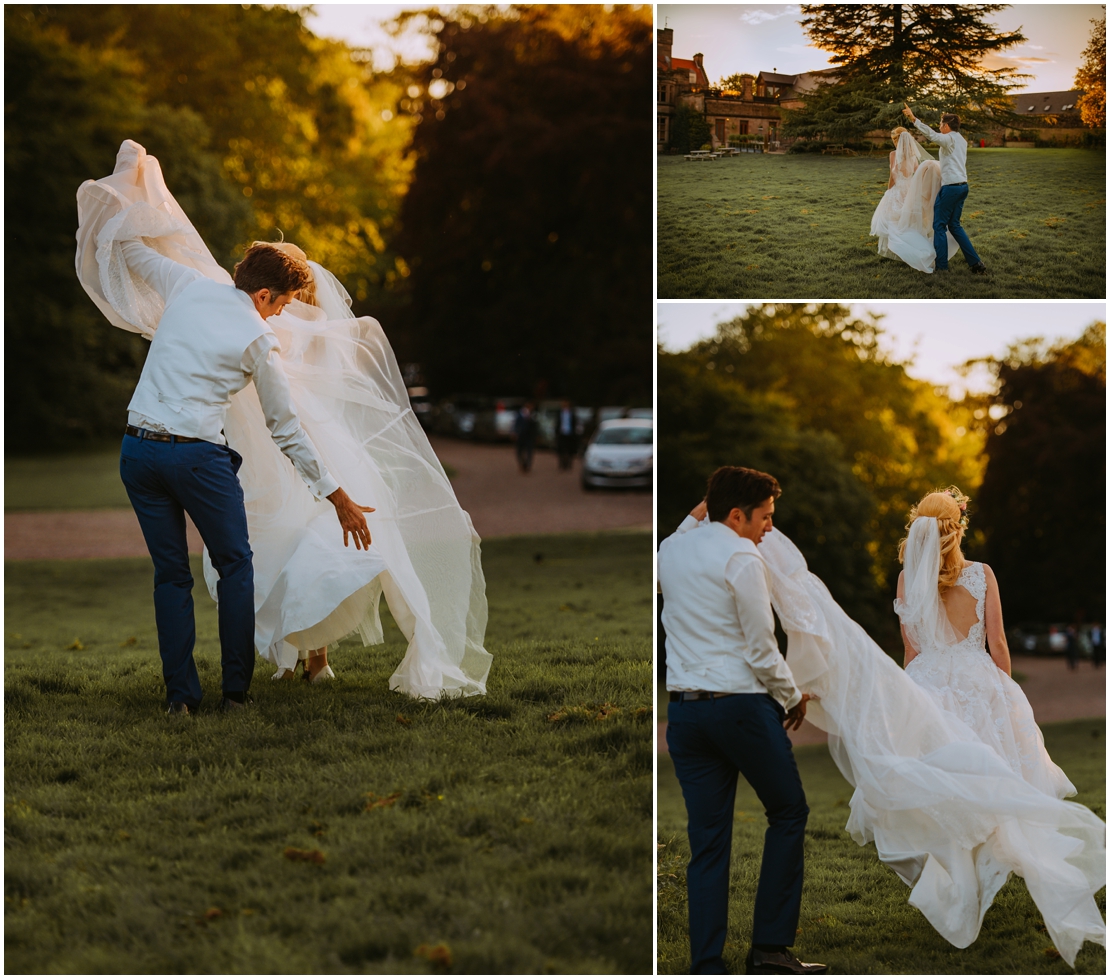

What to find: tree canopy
left=972, top=323, right=1106, bottom=623
left=784, top=4, right=1027, bottom=141
left=393, top=5, right=652, bottom=406
left=1075, top=9, right=1106, bottom=129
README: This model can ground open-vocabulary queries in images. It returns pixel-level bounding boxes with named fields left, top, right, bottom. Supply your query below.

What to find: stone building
left=1006, top=90, right=1089, bottom=144
left=656, top=27, right=833, bottom=151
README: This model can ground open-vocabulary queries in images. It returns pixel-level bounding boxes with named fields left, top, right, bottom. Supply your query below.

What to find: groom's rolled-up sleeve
left=244, top=335, right=341, bottom=502
left=914, top=119, right=952, bottom=147
left=727, top=553, right=802, bottom=710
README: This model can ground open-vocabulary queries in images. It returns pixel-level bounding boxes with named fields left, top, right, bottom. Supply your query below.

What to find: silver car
left=581, top=418, right=653, bottom=490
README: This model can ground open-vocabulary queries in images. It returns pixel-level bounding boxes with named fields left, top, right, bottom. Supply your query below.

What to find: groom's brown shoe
left=745, top=948, right=829, bottom=974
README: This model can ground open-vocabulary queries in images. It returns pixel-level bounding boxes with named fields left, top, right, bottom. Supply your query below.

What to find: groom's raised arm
left=913, top=118, right=955, bottom=147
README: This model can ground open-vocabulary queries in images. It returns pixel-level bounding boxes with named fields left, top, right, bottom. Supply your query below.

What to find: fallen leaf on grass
left=415, top=943, right=453, bottom=968
left=66, top=638, right=85, bottom=650
left=519, top=817, right=534, bottom=824
left=1043, top=948, right=1061, bottom=959
left=118, top=831, right=131, bottom=841
left=283, top=847, right=326, bottom=864
left=365, top=791, right=402, bottom=811
left=1043, top=217, right=1066, bottom=228
left=119, top=637, right=137, bottom=647
left=204, top=908, right=224, bottom=920
left=395, top=714, right=412, bottom=726
left=547, top=702, right=622, bottom=722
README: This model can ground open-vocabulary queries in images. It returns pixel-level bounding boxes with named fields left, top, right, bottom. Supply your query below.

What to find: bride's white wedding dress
left=757, top=526, right=1105, bottom=967
left=75, top=140, right=492, bottom=699
left=870, top=131, right=959, bottom=273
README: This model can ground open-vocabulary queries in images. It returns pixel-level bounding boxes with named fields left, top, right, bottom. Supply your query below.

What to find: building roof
left=1011, top=90, right=1083, bottom=115
left=757, top=71, right=798, bottom=86
left=672, top=57, right=709, bottom=86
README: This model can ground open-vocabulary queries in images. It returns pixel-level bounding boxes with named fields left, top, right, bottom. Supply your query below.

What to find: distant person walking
left=555, top=399, right=578, bottom=471
left=902, top=105, right=988, bottom=275
left=1091, top=623, right=1104, bottom=669
left=515, top=402, right=538, bottom=473
left=1065, top=625, right=1080, bottom=671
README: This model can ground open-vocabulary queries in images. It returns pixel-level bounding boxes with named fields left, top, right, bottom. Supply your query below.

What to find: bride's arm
left=982, top=564, right=1012, bottom=677
left=896, top=571, right=920, bottom=668
left=888, top=151, right=897, bottom=189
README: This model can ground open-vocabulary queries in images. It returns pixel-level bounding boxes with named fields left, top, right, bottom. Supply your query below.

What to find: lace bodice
left=946, top=562, right=986, bottom=655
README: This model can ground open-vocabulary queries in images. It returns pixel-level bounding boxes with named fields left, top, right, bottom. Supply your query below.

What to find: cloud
left=775, top=43, right=817, bottom=54
left=738, top=5, right=800, bottom=26
left=1013, top=56, right=1052, bottom=65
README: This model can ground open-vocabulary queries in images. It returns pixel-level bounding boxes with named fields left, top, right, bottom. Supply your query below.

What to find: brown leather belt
left=125, top=425, right=204, bottom=444
left=669, top=691, right=738, bottom=702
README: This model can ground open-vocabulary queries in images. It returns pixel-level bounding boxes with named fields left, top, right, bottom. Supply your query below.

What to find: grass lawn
left=5, top=532, right=653, bottom=974
left=657, top=149, right=1106, bottom=298
left=657, top=720, right=1106, bottom=975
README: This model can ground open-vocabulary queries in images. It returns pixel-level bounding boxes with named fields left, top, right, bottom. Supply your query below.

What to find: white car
left=581, top=418, right=652, bottom=490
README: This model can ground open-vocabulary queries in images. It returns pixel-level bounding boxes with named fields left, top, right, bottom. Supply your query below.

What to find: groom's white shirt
left=659, top=516, right=801, bottom=709
left=913, top=119, right=968, bottom=185
left=121, top=241, right=340, bottom=501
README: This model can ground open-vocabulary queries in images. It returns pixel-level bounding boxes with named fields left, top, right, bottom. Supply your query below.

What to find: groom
left=116, top=238, right=374, bottom=715
left=659, top=466, right=826, bottom=975
left=902, top=105, right=988, bottom=275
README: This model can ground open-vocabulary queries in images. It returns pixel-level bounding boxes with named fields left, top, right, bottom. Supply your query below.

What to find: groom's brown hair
left=941, top=113, right=960, bottom=131
left=706, top=466, right=781, bottom=522
left=233, top=243, right=311, bottom=296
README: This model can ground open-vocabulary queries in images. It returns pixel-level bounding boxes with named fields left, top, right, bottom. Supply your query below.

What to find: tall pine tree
left=784, top=4, right=1027, bottom=141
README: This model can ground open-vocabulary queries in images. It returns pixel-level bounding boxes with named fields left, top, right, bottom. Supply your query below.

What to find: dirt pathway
left=657, top=654, right=1106, bottom=753
left=4, top=438, right=652, bottom=560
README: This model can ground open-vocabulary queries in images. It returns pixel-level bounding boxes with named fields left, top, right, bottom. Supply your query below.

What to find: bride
left=76, top=140, right=492, bottom=699
left=756, top=491, right=1104, bottom=966
left=870, top=127, right=959, bottom=273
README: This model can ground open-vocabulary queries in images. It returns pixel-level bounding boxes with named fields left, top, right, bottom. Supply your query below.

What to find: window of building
left=658, top=116, right=669, bottom=144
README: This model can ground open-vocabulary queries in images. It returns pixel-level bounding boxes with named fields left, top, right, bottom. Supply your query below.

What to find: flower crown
left=944, top=486, right=970, bottom=529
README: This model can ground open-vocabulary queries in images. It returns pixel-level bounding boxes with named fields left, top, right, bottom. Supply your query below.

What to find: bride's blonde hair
left=890, top=126, right=908, bottom=141
left=898, top=487, right=970, bottom=592
left=252, top=240, right=318, bottom=307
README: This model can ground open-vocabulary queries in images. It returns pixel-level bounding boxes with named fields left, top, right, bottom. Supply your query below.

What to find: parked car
left=581, top=418, right=652, bottom=490
left=626, top=407, right=652, bottom=419
left=433, top=394, right=491, bottom=439
left=406, top=385, right=434, bottom=429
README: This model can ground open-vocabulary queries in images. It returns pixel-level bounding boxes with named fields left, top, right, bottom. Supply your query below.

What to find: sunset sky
left=657, top=4, right=1102, bottom=94
left=657, top=302, right=1107, bottom=396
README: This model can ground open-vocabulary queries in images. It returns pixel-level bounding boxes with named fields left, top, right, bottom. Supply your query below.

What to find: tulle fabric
left=758, top=529, right=1105, bottom=966
left=893, top=518, right=959, bottom=653
left=870, top=133, right=959, bottom=273
left=75, top=140, right=492, bottom=699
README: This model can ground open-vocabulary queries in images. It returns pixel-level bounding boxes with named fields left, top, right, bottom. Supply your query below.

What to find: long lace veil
left=892, top=517, right=959, bottom=654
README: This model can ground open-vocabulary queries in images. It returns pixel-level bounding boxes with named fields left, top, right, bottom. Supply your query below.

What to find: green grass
left=657, top=720, right=1106, bottom=974
left=4, top=450, right=458, bottom=512
left=657, top=149, right=1106, bottom=298
left=5, top=449, right=131, bottom=511
left=5, top=532, right=653, bottom=974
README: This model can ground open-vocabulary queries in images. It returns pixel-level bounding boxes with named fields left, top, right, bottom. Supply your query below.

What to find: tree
left=718, top=72, right=753, bottom=95
left=682, top=304, right=982, bottom=595
left=393, top=5, right=652, bottom=406
left=670, top=103, right=713, bottom=153
left=4, top=9, right=248, bottom=452
left=1075, top=8, right=1106, bottom=129
left=24, top=5, right=413, bottom=306
left=784, top=4, right=1027, bottom=140
left=973, top=324, right=1105, bottom=623
left=658, top=351, right=886, bottom=637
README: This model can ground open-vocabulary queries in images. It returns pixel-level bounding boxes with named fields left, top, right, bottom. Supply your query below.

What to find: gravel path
left=4, top=437, right=652, bottom=560
left=657, top=654, right=1106, bottom=753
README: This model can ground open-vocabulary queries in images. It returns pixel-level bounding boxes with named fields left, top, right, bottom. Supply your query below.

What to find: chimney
left=693, top=52, right=704, bottom=78
left=742, top=75, right=753, bottom=101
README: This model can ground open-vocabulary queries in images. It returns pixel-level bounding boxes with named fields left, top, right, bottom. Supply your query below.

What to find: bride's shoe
left=305, top=664, right=336, bottom=684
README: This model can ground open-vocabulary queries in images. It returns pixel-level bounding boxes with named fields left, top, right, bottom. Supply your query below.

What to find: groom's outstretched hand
left=902, top=104, right=916, bottom=122
left=327, top=487, right=375, bottom=549
left=783, top=693, right=813, bottom=731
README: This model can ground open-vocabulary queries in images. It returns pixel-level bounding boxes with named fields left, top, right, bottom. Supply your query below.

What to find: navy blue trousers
left=933, top=183, right=981, bottom=269
left=667, top=693, right=809, bottom=974
left=120, top=434, right=255, bottom=708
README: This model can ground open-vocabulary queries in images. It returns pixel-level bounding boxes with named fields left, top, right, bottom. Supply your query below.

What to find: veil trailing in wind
left=757, top=528, right=1105, bottom=966
left=76, top=140, right=492, bottom=699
